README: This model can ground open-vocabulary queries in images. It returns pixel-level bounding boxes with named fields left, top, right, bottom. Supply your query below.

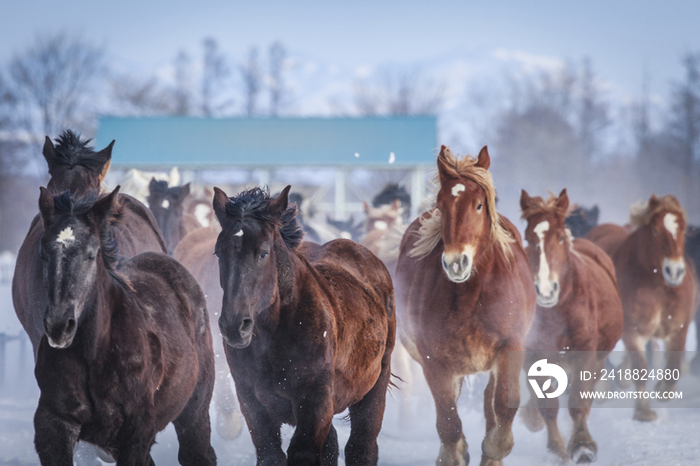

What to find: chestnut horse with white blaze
left=519, top=189, right=623, bottom=464
left=395, top=146, right=536, bottom=466
left=587, top=194, right=697, bottom=421
left=213, top=186, right=396, bottom=466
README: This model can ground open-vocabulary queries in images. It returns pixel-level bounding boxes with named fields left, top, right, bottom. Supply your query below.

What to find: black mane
left=225, top=187, right=304, bottom=250
left=372, top=183, right=411, bottom=210
left=50, top=130, right=107, bottom=172
left=148, top=179, right=170, bottom=197
left=52, top=190, right=123, bottom=269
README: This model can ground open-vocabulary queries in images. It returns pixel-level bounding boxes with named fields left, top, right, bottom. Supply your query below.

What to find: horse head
left=213, top=185, right=295, bottom=349
left=436, top=145, right=494, bottom=283
left=521, top=189, right=571, bottom=307
left=44, top=130, right=114, bottom=195
left=631, top=194, right=687, bottom=287
left=38, top=186, right=120, bottom=349
left=148, top=178, right=191, bottom=254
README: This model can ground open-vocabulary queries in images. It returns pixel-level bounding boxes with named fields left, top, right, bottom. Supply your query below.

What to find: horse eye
left=259, top=251, right=269, bottom=260
left=476, top=203, right=483, bottom=211
left=653, top=228, right=658, bottom=236
left=87, top=251, right=96, bottom=260
left=559, top=236, right=565, bottom=243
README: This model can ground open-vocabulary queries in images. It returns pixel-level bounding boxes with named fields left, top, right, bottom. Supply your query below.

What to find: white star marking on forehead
left=161, top=199, right=170, bottom=208
left=234, top=229, right=244, bottom=237
left=56, top=227, right=75, bottom=246
left=664, top=213, right=679, bottom=240
left=451, top=183, right=465, bottom=197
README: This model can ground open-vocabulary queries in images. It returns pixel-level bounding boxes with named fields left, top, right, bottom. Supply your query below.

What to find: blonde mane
left=409, top=146, right=515, bottom=260
left=520, top=192, right=568, bottom=221
left=629, top=195, right=686, bottom=228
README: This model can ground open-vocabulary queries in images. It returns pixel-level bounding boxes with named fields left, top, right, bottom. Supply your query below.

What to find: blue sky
left=2, top=0, right=699, bottom=103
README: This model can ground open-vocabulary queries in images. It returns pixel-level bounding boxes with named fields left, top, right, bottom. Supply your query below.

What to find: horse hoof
left=633, top=408, right=658, bottom=422
left=572, top=444, right=597, bottom=463
left=216, top=410, right=243, bottom=440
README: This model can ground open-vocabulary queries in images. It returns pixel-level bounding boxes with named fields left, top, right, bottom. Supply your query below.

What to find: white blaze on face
left=373, top=220, right=388, bottom=231
left=451, top=183, right=465, bottom=197
left=533, top=221, right=552, bottom=296
left=161, top=199, right=170, bottom=209
left=234, top=229, right=244, bottom=237
left=664, top=213, right=679, bottom=240
left=56, top=227, right=75, bottom=246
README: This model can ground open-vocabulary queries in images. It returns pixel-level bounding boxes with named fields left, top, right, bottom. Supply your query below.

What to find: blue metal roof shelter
left=96, top=116, right=437, bottom=168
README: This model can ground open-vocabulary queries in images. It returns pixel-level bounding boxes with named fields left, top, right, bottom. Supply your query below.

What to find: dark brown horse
left=213, top=186, right=396, bottom=466
left=173, top=223, right=244, bottom=441
left=13, top=131, right=166, bottom=355
left=587, top=194, right=697, bottom=421
left=519, top=189, right=623, bottom=463
left=33, top=187, right=215, bottom=465
left=395, top=145, right=536, bottom=466
left=148, top=178, right=202, bottom=254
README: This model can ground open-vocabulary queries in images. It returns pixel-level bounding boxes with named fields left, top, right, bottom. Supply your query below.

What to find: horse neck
left=75, top=263, right=124, bottom=361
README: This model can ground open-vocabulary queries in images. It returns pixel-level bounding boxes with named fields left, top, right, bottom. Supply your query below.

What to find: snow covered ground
left=1, top=280, right=699, bottom=465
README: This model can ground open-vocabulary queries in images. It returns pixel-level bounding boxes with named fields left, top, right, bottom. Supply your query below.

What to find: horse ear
left=269, top=185, right=291, bottom=219
left=179, top=183, right=191, bottom=201
left=212, top=187, right=230, bottom=226
left=649, top=194, right=659, bottom=209
left=149, top=177, right=158, bottom=192
left=556, top=188, right=569, bottom=213
left=39, top=187, right=55, bottom=226
left=476, top=146, right=490, bottom=170
left=437, top=145, right=453, bottom=187
left=91, top=186, right=121, bottom=227
left=520, top=189, right=533, bottom=213
left=42, top=137, right=56, bottom=171
left=590, top=205, right=600, bottom=223
left=363, top=200, right=371, bottom=215
left=95, top=140, right=114, bottom=183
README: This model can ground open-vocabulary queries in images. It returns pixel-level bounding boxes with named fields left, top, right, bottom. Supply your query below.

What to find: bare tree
left=240, top=47, right=261, bottom=116
left=5, top=32, right=105, bottom=151
left=577, top=57, right=610, bottom=160
left=354, top=67, right=445, bottom=116
left=110, top=74, right=177, bottom=116
left=173, top=50, right=194, bottom=115
left=268, top=41, right=287, bottom=117
left=201, top=38, right=230, bottom=116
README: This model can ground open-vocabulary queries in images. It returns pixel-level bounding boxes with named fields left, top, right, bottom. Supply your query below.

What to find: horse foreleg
left=657, top=327, right=689, bottom=397
left=34, top=402, right=80, bottom=466
left=481, top=350, right=522, bottom=466
left=519, top=354, right=544, bottom=433
left=423, top=365, right=468, bottom=466
left=287, top=385, right=334, bottom=466
left=236, top=383, right=286, bottom=466
left=114, top=419, right=158, bottom=466
left=566, top=356, right=601, bottom=464
left=623, top=334, right=656, bottom=421
left=345, top=355, right=392, bottom=466
left=322, top=424, right=339, bottom=466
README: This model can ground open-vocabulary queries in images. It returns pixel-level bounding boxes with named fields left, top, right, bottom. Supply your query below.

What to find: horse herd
left=10, top=130, right=700, bottom=466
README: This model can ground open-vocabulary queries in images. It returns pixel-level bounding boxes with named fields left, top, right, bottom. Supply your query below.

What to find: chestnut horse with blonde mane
left=520, top=189, right=623, bottom=464
left=395, top=145, right=536, bottom=466
left=587, top=194, right=697, bottom=421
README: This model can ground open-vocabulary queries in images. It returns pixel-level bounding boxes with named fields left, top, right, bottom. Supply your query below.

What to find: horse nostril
left=535, top=283, right=540, bottom=295
left=553, top=282, right=559, bottom=292
left=239, top=318, right=254, bottom=336
left=664, top=266, right=672, bottom=277
left=65, top=318, right=76, bottom=335
left=461, top=254, right=469, bottom=270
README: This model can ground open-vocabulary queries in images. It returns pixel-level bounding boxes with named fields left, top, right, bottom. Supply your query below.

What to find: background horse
left=587, top=194, right=697, bottom=421
left=147, top=178, right=202, bottom=254
left=12, top=130, right=166, bottom=356
left=120, top=166, right=180, bottom=205
left=213, top=185, right=396, bottom=465
left=395, top=145, right=536, bottom=466
left=519, top=189, right=623, bottom=464
left=173, top=221, right=244, bottom=441
left=565, top=204, right=600, bottom=237
left=33, top=187, right=215, bottom=465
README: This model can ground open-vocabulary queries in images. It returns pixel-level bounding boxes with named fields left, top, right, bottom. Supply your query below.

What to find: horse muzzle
left=442, top=251, right=472, bottom=283
left=662, top=258, right=686, bottom=287
left=43, top=308, right=78, bottom=349
left=219, top=316, right=254, bottom=349
left=535, top=280, right=559, bottom=308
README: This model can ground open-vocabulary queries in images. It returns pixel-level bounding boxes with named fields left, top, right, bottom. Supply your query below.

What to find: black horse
left=33, top=187, right=216, bottom=465
left=213, top=186, right=396, bottom=465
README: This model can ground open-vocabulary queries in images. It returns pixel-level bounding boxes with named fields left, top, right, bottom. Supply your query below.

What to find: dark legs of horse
left=345, top=353, right=392, bottom=466
left=481, top=350, right=522, bottom=466
left=322, top=424, right=339, bottom=466
left=423, top=365, right=469, bottom=466
left=34, top=405, right=80, bottom=466
left=172, top=371, right=217, bottom=465
left=236, top=382, right=287, bottom=466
